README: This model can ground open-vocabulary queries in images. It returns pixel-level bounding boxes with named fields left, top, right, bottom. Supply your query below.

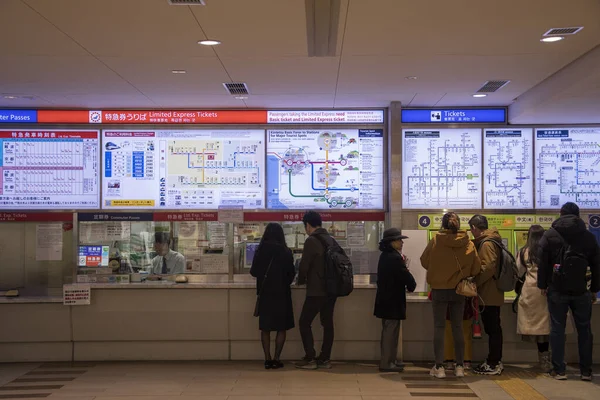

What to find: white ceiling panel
left=334, top=93, right=415, bottom=108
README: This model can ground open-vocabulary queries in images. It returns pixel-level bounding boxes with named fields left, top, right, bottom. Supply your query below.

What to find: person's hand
left=541, top=288, right=547, bottom=296
left=592, top=293, right=598, bottom=304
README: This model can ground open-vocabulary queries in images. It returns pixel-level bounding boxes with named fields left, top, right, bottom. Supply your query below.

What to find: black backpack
left=315, top=234, right=354, bottom=297
left=480, top=239, right=519, bottom=292
left=552, top=231, right=589, bottom=295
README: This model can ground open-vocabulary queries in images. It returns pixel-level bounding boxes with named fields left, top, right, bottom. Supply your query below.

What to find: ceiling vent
left=476, top=80, right=510, bottom=93
left=543, top=27, right=583, bottom=36
left=223, top=83, right=249, bottom=95
left=167, top=0, right=206, bottom=5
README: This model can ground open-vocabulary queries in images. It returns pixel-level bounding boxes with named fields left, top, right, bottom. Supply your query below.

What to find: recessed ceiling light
left=541, top=36, right=564, bottom=43
left=198, top=39, right=221, bottom=46
left=472, top=94, right=487, bottom=98
left=234, top=96, right=248, bottom=100
left=171, top=70, right=187, bottom=74
left=3, top=95, right=17, bottom=99
left=405, top=76, right=418, bottom=80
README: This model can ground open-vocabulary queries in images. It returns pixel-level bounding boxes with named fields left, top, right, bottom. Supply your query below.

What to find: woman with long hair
left=516, top=224, right=551, bottom=370
left=250, top=223, right=296, bottom=369
left=421, top=212, right=481, bottom=379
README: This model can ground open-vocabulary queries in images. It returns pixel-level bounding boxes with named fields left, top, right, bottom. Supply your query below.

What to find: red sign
left=0, top=212, right=73, bottom=222
left=153, top=212, right=218, bottom=221
left=0, top=131, right=98, bottom=139
left=37, top=110, right=90, bottom=124
left=243, top=212, right=385, bottom=222
left=101, top=110, right=268, bottom=124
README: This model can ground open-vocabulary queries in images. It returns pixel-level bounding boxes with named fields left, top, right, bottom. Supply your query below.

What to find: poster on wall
left=483, top=129, right=533, bottom=209
left=535, top=127, right=600, bottom=209
left=0, top=130, right=100, bottom=209
left=402, top=129, right=482, bottom=209
left=101, top=130, right=265, bottom=209
left=266, top=129, right=384, bottom=209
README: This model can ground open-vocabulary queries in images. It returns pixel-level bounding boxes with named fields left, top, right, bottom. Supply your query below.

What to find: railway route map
left=535, top=127, right=600, bottom=209
left=266, top=129, right=383, bottom=209
left=483, top=129, right=533, bottom=209
left=402, top=129, right=482, bottom=209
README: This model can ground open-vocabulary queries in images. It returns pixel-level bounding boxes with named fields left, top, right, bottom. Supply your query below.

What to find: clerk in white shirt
left=150, top=232, right=186, bottom=275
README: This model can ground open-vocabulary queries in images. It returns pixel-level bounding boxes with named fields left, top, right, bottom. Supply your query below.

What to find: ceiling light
left=198, top=39, right=221, bottom=46
left=234, top=96, right=248, bottom=100
left=472, top=94, right=487, bottom=98
left=541, top=36, right=564, bottom=43
left=3, top=95, right=17, bottom=99
left=405, top=76, right=418, bottom=80
left=171, top=70, right=186, bottom=74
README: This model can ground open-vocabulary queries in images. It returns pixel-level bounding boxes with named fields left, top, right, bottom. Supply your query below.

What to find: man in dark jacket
left=296, top=211, right=337, bottom=370
left=537, top=202, right=600, bottom=381
left=374, top=228, right=416, bottom=372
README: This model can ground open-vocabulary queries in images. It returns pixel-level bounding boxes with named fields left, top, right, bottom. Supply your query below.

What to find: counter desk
left=2, top=283, right=600, bottom=364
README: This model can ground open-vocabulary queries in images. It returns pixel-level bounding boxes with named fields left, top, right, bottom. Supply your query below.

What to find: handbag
left=253, top=257, right=274, bottom=317
left=454, top=252, right=477, bottom=297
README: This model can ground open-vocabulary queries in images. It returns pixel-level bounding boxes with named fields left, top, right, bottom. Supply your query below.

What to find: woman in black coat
left=374, top=228, right=417, bottom=372
left=250, top=223, right=295, bottom=369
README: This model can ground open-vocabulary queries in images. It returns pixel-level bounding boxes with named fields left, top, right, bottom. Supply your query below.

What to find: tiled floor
left=0, top=361, right=600, bottom=400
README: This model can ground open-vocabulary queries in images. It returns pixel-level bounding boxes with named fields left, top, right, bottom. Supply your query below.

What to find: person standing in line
left=443, top=299, right=475, bottom=371
left=537, top=202, right=600, bottom=381
left=295, top=211, right=337, bottom=370
left=516, top=224, right=552, bottom=371
left=421, top=212, right=481, bottom=379
left=374, top=228, right=417, bottom=372
left=469, top=214, right=505, bottom=376
left=250, top=223, right=296, bottom=369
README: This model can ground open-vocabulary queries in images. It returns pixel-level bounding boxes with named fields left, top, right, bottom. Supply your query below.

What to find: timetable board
left=535, top=127, right=600, bottom=209
left=483, top=129, right=533, bottom=209
left=402, top=129, right=482, bottom=209
left=0, top=130, right=100, bottom=209
left=266, top=129, right=384, bottom=210
left=102, top=130, right=265, bottom=209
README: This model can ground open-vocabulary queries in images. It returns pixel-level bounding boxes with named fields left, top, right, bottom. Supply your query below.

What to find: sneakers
left=548, top=370, right=567, bottom=380
left=295, top=357, right=318, bottom=370
left=430, top=365, right=446, bottom=379
left=581, top=374, right=592, bottom=382
left=317, top=359, right=332, bottom=369
left=473, top=361, right=503, bottom=376
left=538, top=352, right=552, bottom=372
left=455, top=365, right=465, bottom=378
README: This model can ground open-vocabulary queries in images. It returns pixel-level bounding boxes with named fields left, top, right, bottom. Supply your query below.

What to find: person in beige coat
left=421, top=212, right=481, bottom=379
left=516, top=225, right=551, bottom=371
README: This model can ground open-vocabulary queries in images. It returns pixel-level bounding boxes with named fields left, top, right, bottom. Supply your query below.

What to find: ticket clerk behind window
left=149, top=232, right=186, bottom=275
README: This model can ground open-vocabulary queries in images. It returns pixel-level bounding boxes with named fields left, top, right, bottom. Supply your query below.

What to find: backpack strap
left=313, top=232, right=330, bottom=252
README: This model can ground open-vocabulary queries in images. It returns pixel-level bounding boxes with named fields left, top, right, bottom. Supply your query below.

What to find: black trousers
left=480, top=305, right=503, bottom=366
left=299, top=296, right=337, bottom=360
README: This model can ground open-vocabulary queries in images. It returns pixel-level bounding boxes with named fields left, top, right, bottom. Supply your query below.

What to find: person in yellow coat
left=443, top=299, right=475, bottom=370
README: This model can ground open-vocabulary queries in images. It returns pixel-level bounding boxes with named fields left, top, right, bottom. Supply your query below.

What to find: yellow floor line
left=494, top=377, right=548, bottom=400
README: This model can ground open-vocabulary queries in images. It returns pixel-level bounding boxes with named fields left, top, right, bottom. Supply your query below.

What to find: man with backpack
left=537, top=202, right=600, bottom=381
left=296, top=211, right=352, bottom=369
left=469, top=214, right=505, bottom=376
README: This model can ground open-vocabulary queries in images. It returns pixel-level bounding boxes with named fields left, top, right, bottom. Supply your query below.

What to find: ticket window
left=77, top=220, right=229, bottom=278
left=0, top=221, right=74, bottom=296
left=233, top=220, right=385, bottom=277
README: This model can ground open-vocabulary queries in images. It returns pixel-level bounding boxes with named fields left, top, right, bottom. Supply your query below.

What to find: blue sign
left=401, top=108, right=506, bottom=124
left=590, top=215, right=600, bottom=246
left=0, top=110, right=37, bottom=123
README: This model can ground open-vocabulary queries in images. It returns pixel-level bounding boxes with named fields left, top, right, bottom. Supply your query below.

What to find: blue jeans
left=547, top=290, right=594, bottom=375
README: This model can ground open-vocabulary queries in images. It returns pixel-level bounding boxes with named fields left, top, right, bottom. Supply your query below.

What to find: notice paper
left=347, top=222, right=365, bottom=247
left=36, top=223, right=63, bottom=261
left=106, top=222, right=131, bottom=241
left=199, top=254, right=229, bottom=274
left=63, top=284, right=91, bottom=305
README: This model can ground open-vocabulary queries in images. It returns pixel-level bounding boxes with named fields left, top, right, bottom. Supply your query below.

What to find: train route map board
left=535, top=127, right=600, bottom=209
left=402, top=129, right=482, bottom=209
left=483, top=129, right=533, bottom=209
left=266, top=129, right=383, bottom=209
left=0, top=130, right=99, bottom=209
left=102, top=130, right=265, bottom=209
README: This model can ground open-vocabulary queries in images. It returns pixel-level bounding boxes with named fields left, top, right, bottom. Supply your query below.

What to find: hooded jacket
left=420, top=230, right=481, bottom=290
left=473, top=228, right=504, bottom=306
left=537, top=215, right=600, bottom=293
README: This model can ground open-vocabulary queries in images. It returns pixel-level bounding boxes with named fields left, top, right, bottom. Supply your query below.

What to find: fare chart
left=0, top=130, right=99, bottom=209
left=402, top=129, right=482, bottom=209
left=266, top=129, right=384, bottom=209
left=483, top=129, right=533, bottom=209
left=535, top=127, right=600, bottom=209
left=102, top=130, right=265, bottom=209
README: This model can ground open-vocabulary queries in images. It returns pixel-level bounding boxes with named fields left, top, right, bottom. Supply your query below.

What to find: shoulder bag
left=454, top=252, right=477, bottom=297
left=253, top=257, right=274, bottom=317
